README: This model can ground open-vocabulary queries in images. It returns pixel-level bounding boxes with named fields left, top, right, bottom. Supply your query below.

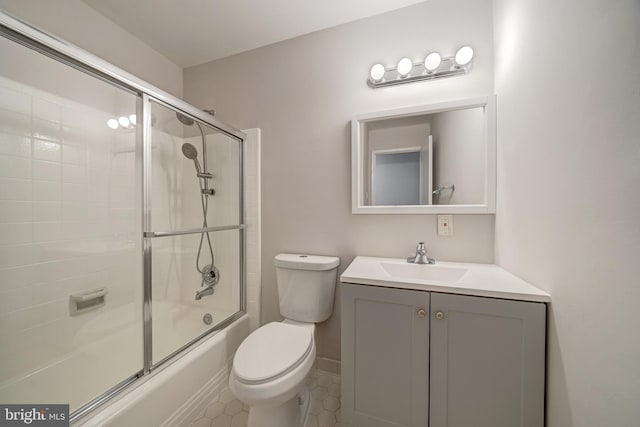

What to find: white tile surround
left=189, top=370, right=342, bottom=427
left=242, top=129, right=261, bottom=332
left=0, top=74, right=142, bottom=406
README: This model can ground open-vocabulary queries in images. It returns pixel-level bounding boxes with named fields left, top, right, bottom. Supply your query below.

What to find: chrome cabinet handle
left=417, top=309, right=427, bottom=318
left=435, top=311, right=445, bottom=320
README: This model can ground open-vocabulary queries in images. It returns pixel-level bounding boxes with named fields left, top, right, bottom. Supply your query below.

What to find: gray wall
left=0, top=0, right=183, bottom=98
left=431, top=108, right=485, bottom=204
left=184, top=0, right=495, bottom=360
left=493, top=0, right=640, bottom=425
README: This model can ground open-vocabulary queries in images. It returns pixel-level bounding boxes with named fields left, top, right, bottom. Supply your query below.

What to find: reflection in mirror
left=366, top=115, right=434, bottom=206
left=352, top=96, right=496, bottom=214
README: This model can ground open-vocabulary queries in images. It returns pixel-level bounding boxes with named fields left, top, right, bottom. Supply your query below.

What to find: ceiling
left=82, top=0, right=428, bottom=68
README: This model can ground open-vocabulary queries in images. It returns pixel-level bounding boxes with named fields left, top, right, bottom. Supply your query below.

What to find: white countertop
left=340, top=256, right=550, bottom=303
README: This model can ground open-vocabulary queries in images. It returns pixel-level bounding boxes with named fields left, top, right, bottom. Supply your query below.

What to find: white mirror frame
left=351, top=95, right=496, bottom=214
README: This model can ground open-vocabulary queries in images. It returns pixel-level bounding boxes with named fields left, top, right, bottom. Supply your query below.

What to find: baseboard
left=162, top=361, right=231, bottom=427
left=315, top=357, right=341, bottom=375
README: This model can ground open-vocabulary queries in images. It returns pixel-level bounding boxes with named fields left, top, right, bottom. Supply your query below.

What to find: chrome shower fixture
left=176, top=108, right=215, bottom=124
left=176, top=111, right=195, bottom=126
left=181, top=142, right=201, bottom=173
left=201, top=264, right=220, bottom=287
left=181, top=143, right=215, bottom=193
left=195, top=264, right=220, bottom=300
left=181, top=142, right=213, bottom=181
left=176, top=111, right=211, bottom=190
left=176, top=110, right=219, bottom=301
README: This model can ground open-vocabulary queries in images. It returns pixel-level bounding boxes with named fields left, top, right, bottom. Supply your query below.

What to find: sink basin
left=340, top=256, right=551, bottom=302
left=380, top=262, right=467, bottom=283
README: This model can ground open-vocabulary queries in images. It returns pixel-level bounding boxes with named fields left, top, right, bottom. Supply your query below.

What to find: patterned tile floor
left=189, top=370, right=341, bottom=427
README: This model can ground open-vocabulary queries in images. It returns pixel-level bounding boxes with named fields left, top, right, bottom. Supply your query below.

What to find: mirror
left=351, top=96, right=496, bottom=214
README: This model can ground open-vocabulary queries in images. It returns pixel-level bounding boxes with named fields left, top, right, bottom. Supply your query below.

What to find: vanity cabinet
left=341, top=283, right=546, bottom=427
left=341, top=284, right=430, bottom=427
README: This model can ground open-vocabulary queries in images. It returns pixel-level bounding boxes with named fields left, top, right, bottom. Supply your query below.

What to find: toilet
left=229, top=253, right=340, bottom=427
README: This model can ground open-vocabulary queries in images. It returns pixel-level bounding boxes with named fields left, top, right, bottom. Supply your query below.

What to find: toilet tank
left=274, top=253, right=340, bottom=323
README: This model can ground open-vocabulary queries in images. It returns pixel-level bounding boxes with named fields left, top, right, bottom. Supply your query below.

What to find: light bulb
left=455, top=46, right=474, bottom=66
left=107, top=119, right=119, bottom=129
left=129, top=114, right=137, bottom=125
left=397, top=57, right=413, bottom=77
left=424, top=52, right=442, bottom=72
left=118, top=116, right=130, bottom=127
left=369, top=63, right=385, bottom=82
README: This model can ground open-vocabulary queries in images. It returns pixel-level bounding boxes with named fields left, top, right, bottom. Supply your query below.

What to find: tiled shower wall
left=242, top=129, right=261, bottom=332
left=0, top=76, right=142, bottom=384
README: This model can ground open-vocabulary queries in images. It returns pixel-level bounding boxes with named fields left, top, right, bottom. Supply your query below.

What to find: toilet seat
left=233, top=322, right=313, bottom=385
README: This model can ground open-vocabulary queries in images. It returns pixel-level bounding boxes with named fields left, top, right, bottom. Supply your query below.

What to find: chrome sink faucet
left=407, top=242, right=435, bottom=264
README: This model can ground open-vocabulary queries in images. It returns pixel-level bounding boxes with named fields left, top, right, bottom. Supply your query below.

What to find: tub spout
left=195, top=286, right=214, bottom=300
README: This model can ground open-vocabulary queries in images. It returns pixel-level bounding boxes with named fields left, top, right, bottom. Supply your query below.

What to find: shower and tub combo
left=0, top=10, right=251, bottom=424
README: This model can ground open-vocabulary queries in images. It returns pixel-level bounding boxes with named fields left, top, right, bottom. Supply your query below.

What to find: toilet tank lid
left=274, top=253, right=339, bottom=271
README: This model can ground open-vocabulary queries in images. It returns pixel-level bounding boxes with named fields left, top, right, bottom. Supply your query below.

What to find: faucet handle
left=407, top=242, right=435, bottom=264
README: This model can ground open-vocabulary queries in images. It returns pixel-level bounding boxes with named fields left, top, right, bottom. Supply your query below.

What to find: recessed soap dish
left=69, top=288, right=108, bottom=316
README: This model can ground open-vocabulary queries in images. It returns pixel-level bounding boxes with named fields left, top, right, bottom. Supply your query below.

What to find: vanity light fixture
left=424, top=52, right=442, bottom=73
left=369, top=63, right=385, bottom=83
left=367, top=46, right=475, bottom=88
left=396, top=57, right=413, bottom=78
left=455, top=46, right=474, bottom=67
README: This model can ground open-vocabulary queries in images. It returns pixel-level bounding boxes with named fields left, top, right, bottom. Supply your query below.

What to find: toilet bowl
left=229, top=253, right=339, bottom=427
left=229, top=321, right=316, bottom=426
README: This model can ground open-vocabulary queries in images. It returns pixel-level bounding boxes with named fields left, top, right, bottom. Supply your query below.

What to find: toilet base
left=247, top=386, right=310, bottom=427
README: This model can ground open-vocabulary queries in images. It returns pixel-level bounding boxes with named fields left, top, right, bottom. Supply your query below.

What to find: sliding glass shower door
left=0, top=35, right=143, bottom=411
left=0, top=11, right=246, bottom=419
left=146, top=99, right=243, bottom=365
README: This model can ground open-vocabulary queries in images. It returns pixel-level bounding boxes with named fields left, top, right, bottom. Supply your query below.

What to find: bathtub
left=75, top=313, right=249, bottom=427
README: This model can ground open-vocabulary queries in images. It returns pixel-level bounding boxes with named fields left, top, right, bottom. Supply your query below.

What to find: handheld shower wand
left=181, top=143, right=214, bottom=186
left=181, top=142, right=201, bottom=174
left=177, top=112, right=213, bottom=194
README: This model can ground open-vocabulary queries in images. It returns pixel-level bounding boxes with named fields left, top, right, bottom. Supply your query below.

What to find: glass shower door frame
left=141, top=94, right=247, bottom=373
left=0, top=10, right=247, bottom=422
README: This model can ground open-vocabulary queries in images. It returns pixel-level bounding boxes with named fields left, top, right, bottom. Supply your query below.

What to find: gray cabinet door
left=341, top=283, right=430, bottom=427
left=430, top=293, right=546, bottom=427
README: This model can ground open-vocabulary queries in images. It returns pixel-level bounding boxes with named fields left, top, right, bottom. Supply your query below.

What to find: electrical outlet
left=437, top=215, right=453, bottom=236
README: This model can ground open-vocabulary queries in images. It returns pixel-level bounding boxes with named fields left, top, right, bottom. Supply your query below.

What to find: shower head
left=181, top=143, right=201, bottom=174
left=176, top=111, right=195, bottom=126
left=181, top=142, right=198, bottom=160
left=177, top=109, right=215, bottom=126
